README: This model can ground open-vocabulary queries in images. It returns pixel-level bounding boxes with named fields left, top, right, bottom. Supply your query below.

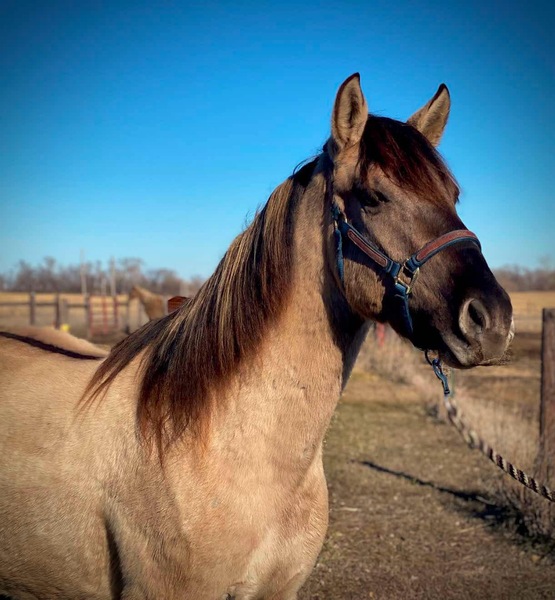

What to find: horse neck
left=293, top=174, right=368, bottom=359
left=212, top=171, right=368, bottom=459
left=280, top=173, right=368, bottom=382
left=135, top=286, right=152, bottom=301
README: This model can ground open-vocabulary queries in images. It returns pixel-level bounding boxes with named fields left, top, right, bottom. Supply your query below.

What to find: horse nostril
left=468, top=300, right=487, bottom=329
left=459, top=298, right=491, bottom=339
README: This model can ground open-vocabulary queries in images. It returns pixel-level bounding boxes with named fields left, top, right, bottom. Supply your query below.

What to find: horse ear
left=407, top=84, right=451, bottom=146
left=331, top=73, right=368, bottom=151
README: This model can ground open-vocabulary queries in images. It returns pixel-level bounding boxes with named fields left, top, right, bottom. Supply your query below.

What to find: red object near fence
left=87, top=294, right=120, bottom=337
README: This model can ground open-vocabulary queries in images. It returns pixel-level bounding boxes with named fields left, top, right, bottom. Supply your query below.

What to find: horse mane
left=359, top=116, right=460, bottom=201
left=84, top=158, right=318, bottom=451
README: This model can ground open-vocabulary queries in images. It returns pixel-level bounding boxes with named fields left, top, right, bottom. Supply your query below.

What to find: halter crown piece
left=331, top=203, right=481, bottom=337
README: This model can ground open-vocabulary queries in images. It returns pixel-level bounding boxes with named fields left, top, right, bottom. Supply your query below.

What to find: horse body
left=0, top=229, right=358, bottom=598
left=128, top=285, right=166, bottom=321
left=0, top=75, right=513, bottom=599
left=0, top=338, right=114, bottom=598
left=0, top=185, right=360, bottom=598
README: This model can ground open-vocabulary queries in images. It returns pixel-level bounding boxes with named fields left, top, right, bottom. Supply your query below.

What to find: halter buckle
left=394, top=265, right=420, bottom=296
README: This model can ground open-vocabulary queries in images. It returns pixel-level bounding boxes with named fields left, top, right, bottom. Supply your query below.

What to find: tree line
left=0, top=257, right=553, bottom=295
left=493, top=264, right=555, bottom=292
left=0, top=257, right=205, bottom=297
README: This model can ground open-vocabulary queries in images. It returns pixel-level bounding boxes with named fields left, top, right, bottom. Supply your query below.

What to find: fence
left=367, top=306, right=555, bottom=463
left=540, top=308, right=555, bottom=467
left=0, top=292, right=136, bottom=338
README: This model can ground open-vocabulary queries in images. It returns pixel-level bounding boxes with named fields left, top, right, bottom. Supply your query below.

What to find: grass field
left=510, top=291, right=555, bottom=332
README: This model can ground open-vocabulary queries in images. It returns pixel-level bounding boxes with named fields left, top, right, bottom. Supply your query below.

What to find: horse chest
left=172, top=457, right=329, bottom=598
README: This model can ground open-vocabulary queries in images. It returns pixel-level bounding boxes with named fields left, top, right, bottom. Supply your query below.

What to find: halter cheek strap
left=331, top=203, right=481, bottom=337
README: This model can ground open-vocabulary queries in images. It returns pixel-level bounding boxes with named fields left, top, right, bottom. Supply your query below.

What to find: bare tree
left=1, top=257, right=205, bottom=295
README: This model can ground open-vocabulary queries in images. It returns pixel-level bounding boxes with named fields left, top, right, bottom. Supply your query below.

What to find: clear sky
left=1, top=0, right=553, bottom=280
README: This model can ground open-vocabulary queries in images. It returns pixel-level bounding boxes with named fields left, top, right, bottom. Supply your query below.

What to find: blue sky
left=1, top=0, right=553, bottom=280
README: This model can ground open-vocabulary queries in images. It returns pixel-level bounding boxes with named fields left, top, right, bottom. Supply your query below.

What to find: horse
left=128, top=284, right=166, bottom=320
left=0, top=326, right=109, bottom=359
left=0, top=74, right=513, bottom=599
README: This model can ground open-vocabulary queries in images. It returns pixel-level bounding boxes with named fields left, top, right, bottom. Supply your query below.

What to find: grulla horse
left=128, top=285, right=166, bottom=321
left=0, top=74, right=513, bottom=599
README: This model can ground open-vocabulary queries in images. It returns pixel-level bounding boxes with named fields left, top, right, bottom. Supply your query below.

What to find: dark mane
left=84, top=159, right=318, bottom=450
left=360, top=116, right=459, bottom=201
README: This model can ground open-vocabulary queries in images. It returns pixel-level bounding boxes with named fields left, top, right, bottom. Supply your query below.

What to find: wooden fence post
left=101, top=296, right=108, bottom=335
left=125, top=298, right=131, bottom=333
left=54, top=294, right=61, bottom=329
left=29, top=292, right=36, bottom=326
left=540, top=308, right=555, bottom=465
left=138, top=303, right=144, bottom=329
left=85, top=294, right=92, bottom=339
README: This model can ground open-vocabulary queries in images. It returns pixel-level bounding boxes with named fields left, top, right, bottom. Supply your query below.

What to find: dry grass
left=453, top=370, right=555, bottom=540
left=356, top=291, right=555, bottom=543
left=453, top=292, right=555, bottom=540
left=511, top=290, right=555, bottom=332
left=510, top=291, right=555, bottom=315
left=355, top=324, right=438, bottom=404
left=448, top=387, right=555, bottom=537
left=304, top=332, right=555, bottom=597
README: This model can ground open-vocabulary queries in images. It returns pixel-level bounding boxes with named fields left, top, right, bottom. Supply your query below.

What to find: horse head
left=327, top=74, right=513, bottom=368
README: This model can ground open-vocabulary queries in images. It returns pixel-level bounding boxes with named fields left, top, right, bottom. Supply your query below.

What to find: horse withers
left=0, top=74, right=512, bottom=599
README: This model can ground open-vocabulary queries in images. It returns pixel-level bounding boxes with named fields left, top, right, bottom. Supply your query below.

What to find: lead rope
left=426, top=352, right=555, bottom=503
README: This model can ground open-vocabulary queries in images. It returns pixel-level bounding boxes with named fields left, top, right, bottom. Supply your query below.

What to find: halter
left=331, top=203, right=481, bottom=337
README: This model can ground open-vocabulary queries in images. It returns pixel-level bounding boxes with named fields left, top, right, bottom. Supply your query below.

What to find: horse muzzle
left=440, top=294, right=514, bottom=368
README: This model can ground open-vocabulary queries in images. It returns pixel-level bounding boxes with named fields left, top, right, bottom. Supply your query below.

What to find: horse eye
left=354, top=186, right=388, bottom=208
left=374, top=190, right=389, bottom=204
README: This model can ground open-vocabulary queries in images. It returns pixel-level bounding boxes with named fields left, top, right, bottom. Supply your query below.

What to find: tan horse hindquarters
left=0, top=334, right=113, bottom=597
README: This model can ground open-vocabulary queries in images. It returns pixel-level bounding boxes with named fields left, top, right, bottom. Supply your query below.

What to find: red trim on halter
left=415, top=230, right=479, bottom=263
left=332, top=201, right=482, bottom=337
left=346, top=229, right=389, bottom=268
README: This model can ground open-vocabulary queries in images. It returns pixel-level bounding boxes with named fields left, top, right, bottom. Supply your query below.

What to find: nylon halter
left=331, top=203, right=481, bottom=337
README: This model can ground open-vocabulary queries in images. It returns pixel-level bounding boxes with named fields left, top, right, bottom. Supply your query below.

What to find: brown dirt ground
left=299, top=331, right=555, bottom=600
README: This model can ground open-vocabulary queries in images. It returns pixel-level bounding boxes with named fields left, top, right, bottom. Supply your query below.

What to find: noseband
left=331, top=203, right=481, bottom=337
